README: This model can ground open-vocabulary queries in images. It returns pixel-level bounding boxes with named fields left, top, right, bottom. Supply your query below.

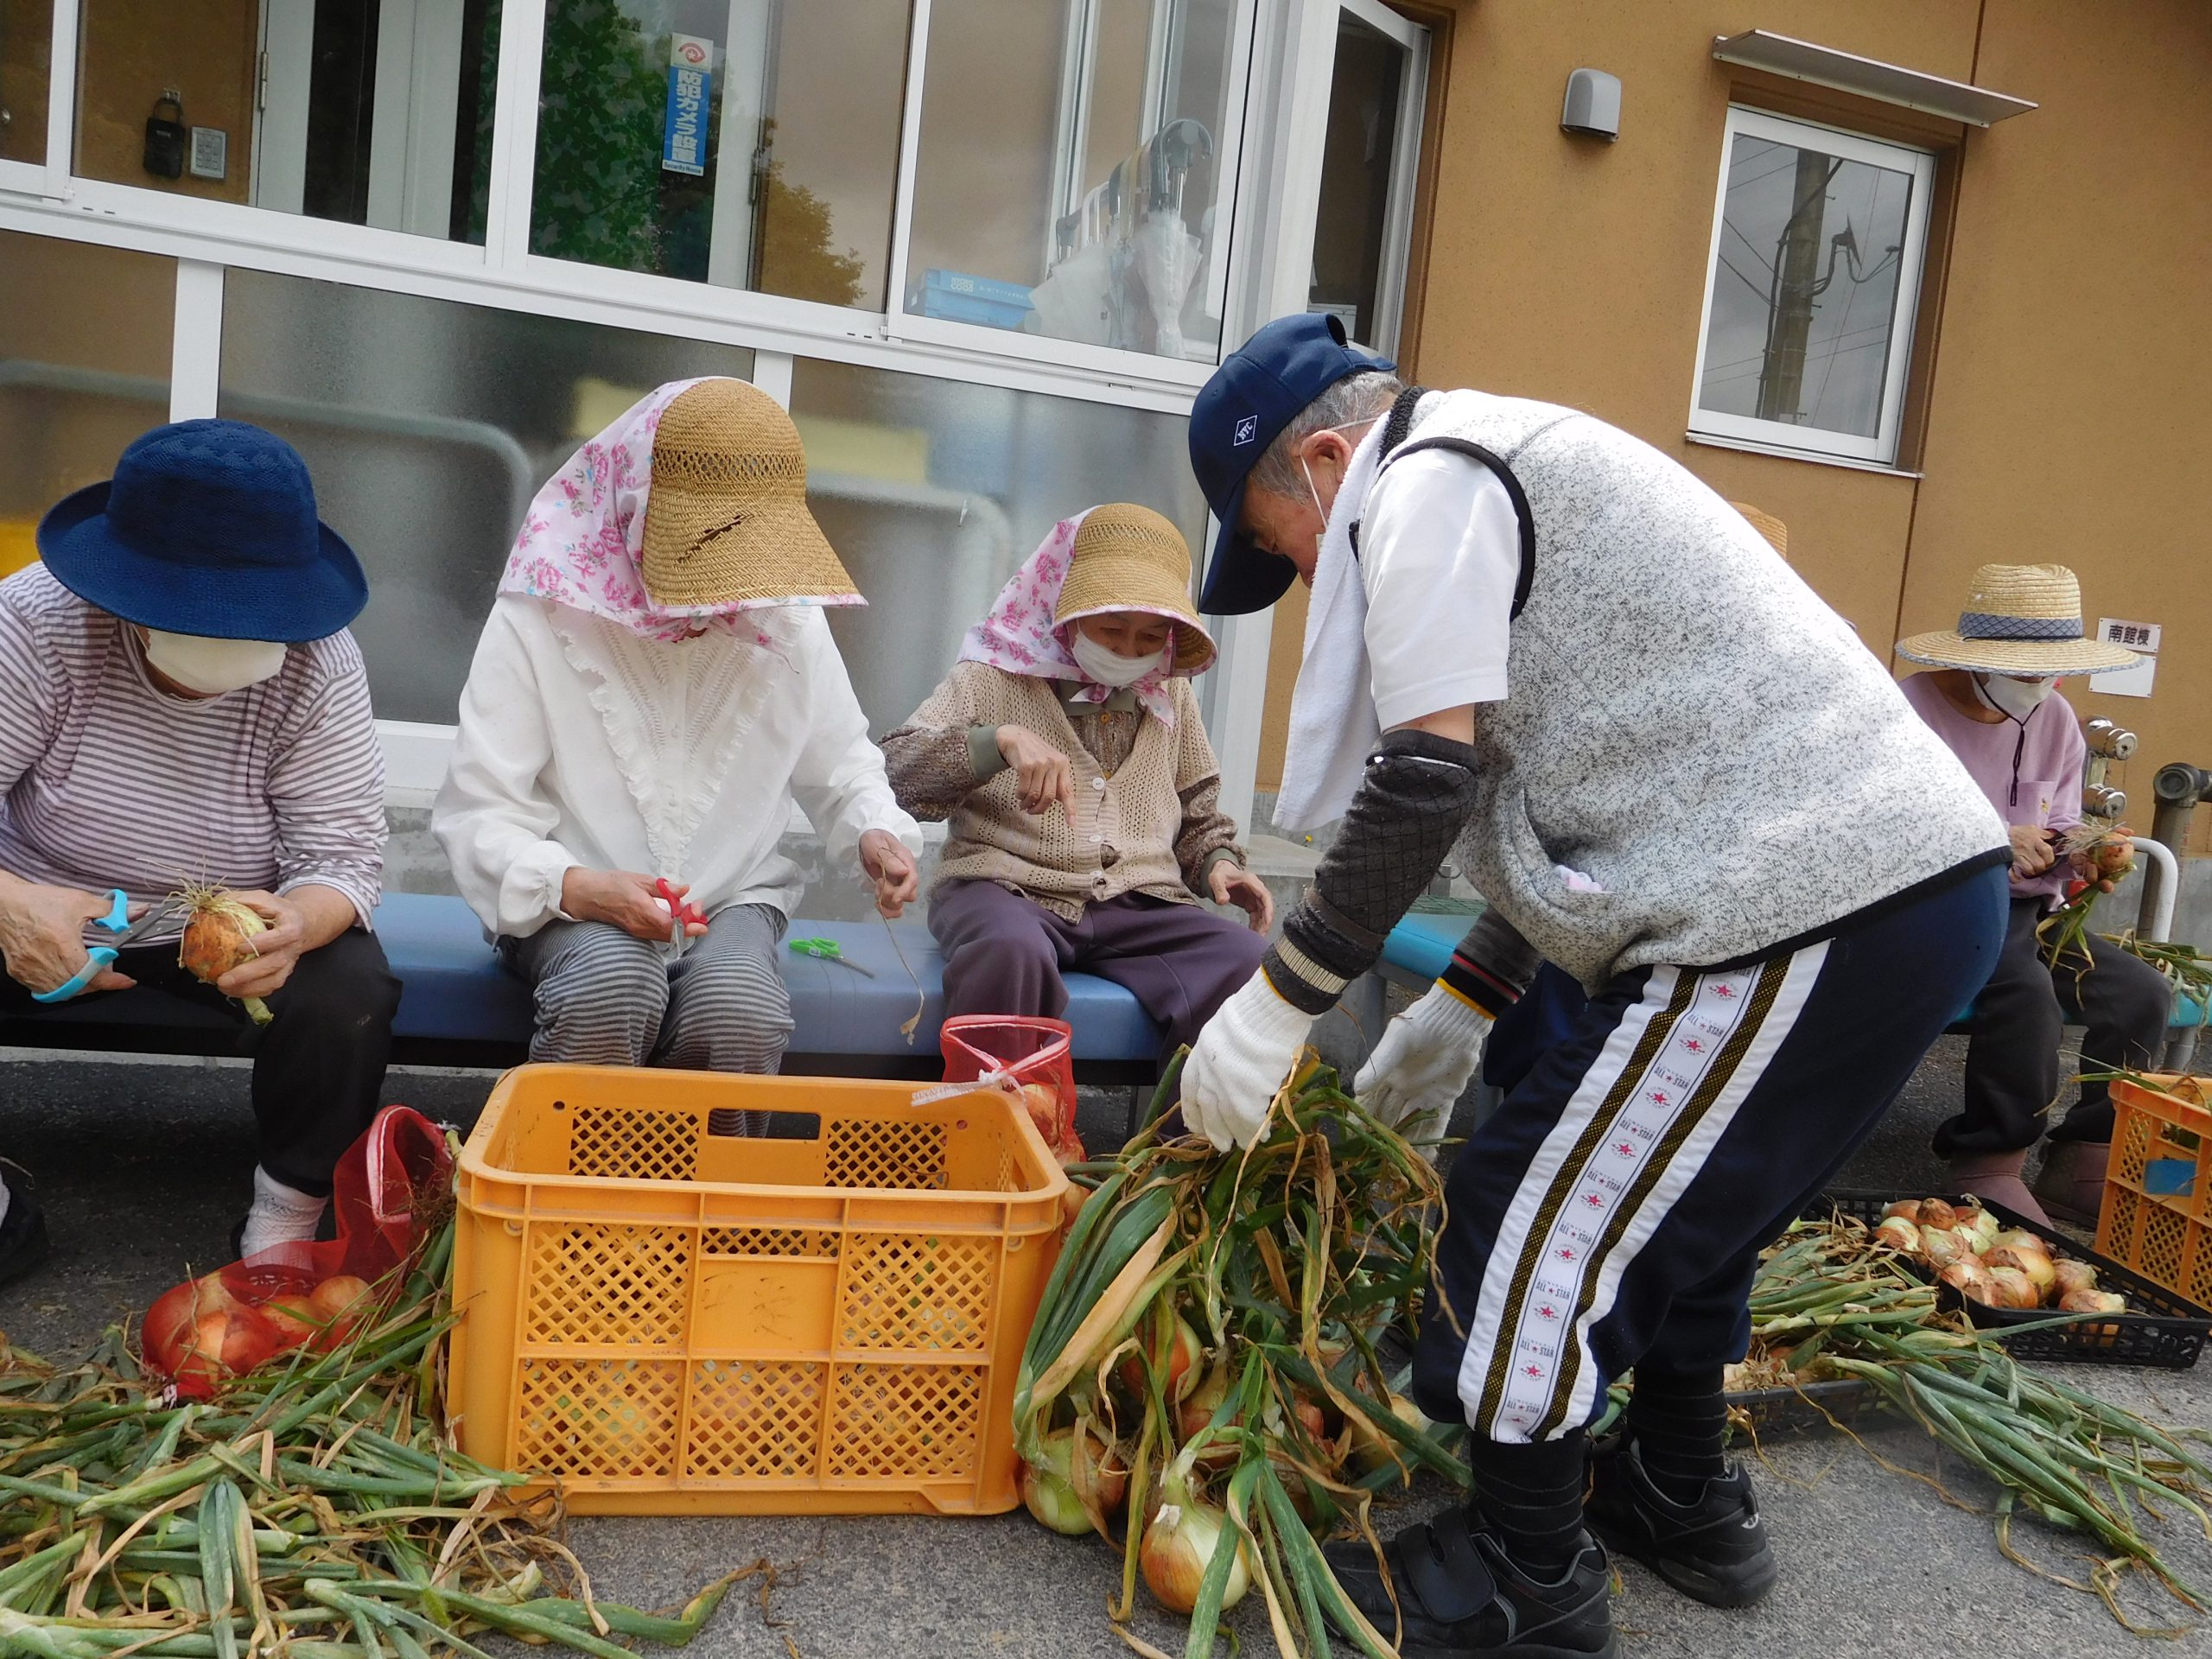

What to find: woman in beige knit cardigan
left=881, top=505, right=1271, bottom=1056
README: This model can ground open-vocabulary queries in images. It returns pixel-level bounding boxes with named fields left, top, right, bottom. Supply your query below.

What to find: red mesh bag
left=143, top=1104, right=453, bottom=1397
left=940, top=1014, right=1084, bottom=1163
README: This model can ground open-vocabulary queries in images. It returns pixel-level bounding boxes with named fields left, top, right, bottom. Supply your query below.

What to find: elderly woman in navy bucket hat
left=0, top=420, right=397, bottom=1281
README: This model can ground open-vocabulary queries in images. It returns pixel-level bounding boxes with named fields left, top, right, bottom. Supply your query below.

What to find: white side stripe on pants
left=1457, top=944, right=1828, bottom=1442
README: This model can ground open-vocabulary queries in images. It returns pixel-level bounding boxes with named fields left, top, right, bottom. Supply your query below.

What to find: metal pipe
left=2144, top=762, right=2212, bottom=945
left=2135, top=836, right=2179, bottom=944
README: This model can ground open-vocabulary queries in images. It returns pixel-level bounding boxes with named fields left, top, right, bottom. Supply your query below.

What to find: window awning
left=1711, top=29, right=2037, bottom=127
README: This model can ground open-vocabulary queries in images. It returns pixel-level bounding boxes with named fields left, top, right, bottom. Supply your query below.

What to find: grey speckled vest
left=1376, top=388, right=2005, bottom=988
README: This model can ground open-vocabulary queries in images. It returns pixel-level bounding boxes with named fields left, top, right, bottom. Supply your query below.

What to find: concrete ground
left=4, top=1038, right=2212, bottom=1656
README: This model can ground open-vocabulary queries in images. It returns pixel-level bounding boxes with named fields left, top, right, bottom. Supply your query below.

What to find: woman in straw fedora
left=1897, top=563, right=2170, bottom=1225
left=434, top=378, right=922, bottom=1091
left=882, top=504, right=1272, bottom=1064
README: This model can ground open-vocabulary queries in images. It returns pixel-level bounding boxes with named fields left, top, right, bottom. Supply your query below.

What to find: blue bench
left=0, top=891, right=1163, bottom=1084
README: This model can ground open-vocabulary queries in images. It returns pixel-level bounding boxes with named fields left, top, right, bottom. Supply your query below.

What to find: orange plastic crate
left=448, top=1065, right=1067, bottom=1515
left=2098, top=1072, right=2212, bottom=1306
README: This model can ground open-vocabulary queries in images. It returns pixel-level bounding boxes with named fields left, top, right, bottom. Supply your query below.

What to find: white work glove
left=1181, top=969, right=1316, bottom=1151
left=1356, top=983, right=1494, bottom=1151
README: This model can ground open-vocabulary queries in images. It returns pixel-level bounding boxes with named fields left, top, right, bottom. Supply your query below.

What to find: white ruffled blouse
left=434, top=594, right=921, bottom=939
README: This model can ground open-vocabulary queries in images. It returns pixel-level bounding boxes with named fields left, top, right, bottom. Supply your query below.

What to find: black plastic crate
left=1723, top=1377, right=1878, bottom=1439
left=1809, top=1188, right=2211, bottom=1370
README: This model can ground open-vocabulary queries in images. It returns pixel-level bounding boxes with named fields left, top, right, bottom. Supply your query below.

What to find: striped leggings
left=1414, top=862, right=2007, bottom=1445
left=503, top=906, right=794, bottom=1121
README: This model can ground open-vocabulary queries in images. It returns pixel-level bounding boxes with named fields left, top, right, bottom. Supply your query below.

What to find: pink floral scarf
left=957, top=511, right=1192, bottom=727
left=499, top=377, right=856, bottom=645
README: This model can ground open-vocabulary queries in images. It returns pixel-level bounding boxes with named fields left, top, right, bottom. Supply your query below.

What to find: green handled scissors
left=788, top=937, right=876, bottom=977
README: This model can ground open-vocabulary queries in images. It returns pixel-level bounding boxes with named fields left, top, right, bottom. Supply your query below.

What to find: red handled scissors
left=653, top=879, right=709, bottom=951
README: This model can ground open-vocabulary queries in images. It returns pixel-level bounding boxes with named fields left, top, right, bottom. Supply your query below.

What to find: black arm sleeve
left=1438, top=909, right=1542, bottom=1018
left=1262, top=728, right=1481, bottom=1014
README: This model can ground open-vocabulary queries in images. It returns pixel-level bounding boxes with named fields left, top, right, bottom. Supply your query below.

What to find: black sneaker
left=0, top=1169, right=52, bottom=1291
left=1585, top=1436, right=1777, bottom=1608
left=1322, top=1507, right=1618, bottom=1659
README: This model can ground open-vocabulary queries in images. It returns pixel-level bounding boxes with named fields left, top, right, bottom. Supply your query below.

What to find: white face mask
left=1974, top=671, right=2057, bottom=721
left=1070, top=631, right=1164, bottom=688
left=143, top=630, right=289, bottom=696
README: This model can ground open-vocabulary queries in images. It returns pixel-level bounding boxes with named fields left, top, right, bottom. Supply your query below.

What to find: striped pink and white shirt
left=0, top=565, right=385, bottom=939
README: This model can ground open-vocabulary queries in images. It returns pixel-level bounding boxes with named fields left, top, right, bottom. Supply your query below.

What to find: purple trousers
left=930, top=880, right=1268, bottom=1053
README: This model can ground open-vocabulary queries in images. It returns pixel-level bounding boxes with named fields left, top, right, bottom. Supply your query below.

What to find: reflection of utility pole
left=1757, top=152, right=1840, bottom=424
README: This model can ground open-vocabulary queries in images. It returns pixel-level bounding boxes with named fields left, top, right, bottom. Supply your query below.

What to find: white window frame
left=1687, top=106, right=1935, bottom=468
left=0, top=0, right=1313, bottom=827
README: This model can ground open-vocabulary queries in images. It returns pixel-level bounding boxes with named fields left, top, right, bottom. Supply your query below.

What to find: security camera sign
left=662, top=34, right=714, bottom=176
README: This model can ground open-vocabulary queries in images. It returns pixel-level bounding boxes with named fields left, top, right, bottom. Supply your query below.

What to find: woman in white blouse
left=434, top=378, right=920, bottom=1086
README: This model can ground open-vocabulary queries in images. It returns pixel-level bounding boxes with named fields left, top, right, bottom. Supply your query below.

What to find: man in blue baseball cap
left=1179, top=314, right=2014, bottom=1655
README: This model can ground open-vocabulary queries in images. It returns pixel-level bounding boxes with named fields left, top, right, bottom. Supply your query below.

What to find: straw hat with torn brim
left=1896, top=563, right=2138, bottom=676
left=1057, top=504, right=1217, bottom=674
left=639, top=378, right=860, bottom=609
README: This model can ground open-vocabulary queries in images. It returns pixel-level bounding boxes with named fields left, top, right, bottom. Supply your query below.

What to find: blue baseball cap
left=1189, top=312, right=1394, bottom=615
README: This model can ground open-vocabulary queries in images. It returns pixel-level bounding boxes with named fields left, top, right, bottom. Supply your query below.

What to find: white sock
left=239, top=1167, right=327, bottom=1258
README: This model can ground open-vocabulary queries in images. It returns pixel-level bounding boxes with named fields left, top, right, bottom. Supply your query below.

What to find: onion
left=1984, top=1246, right=2056, bottom=1295
left=260, top=1293, right=321, bottom=1350
left=1882, top=1199, right=1922, bottom=1224
left=1067, top=1423, right=1129, bottom=1518
left=1918, top=1198, right=1960, bottom=1230
left=309, top=1274, right=374, bottom=1346
left=1988, top=1228, right=2044, bottom=1255
left=1984, top=1266, right=2041, bottom=1309
left=1920, top=1227, right=1969, bottom=1269
left=177, top=889, right=274, bottom=1026
left=1348, top=1392, right=1433, bottom=1484
left=1141, top=1464, right=1250, bottom=1615
left=1941, top=1259, right=1991, bottom=1300
left=1875, top=1217, right=1923, bottom=1254
left=1963, top=1207, right=2001, bottom=1250
left=2053, top=1260, right=2101, bottom=1297
left=1177, top=1361, right=1231, bottom=1446
left=1118, top=1310, right=1204, bottom=1404
left=2060, top=1288, right=2127, bottom=1315
left=1020, top=1430, right=1096, bottom=1535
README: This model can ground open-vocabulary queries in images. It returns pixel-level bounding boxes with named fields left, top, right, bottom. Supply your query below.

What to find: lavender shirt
left=1901, top=671, right=2082, bottom=902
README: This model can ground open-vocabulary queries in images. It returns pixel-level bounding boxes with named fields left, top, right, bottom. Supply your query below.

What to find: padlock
left=143, top=92, right=186, bottom=181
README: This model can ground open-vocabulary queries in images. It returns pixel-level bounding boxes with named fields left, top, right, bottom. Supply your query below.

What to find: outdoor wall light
left=1561, top=68, right=1621, bottom=141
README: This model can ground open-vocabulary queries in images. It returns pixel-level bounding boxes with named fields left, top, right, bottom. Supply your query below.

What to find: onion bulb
left=1920, top=1227, right=1969, bottom=1269
left=1988, top=1228, right=2044, bottom=1255
left=2059, top=1288, right=2127, bottom=1315
left=1963, top=1207, right=2001, bottom=1250
left=1874, top=1217, right=1922, bottom=1254
left=1984, top=1246, right=2056, bottom=1295
left=177, top=888, right=273, bottom=1026
left=1068, top=1424, right=1129, bottom=1518
left=1141, top=1464, right=1250, bottom=1615
left=1118, top=1310, right=1205, bottom=1403
left=1020, top=1430, right=1096, bottom=1535
left=1983, top=1266, right=2040, bottom=1309
left=1917, top=1198, right=1960, bottom=1230
left=2053, top=1260, right=2101, bottom=1297
left=1348, top=1392, right=1433, bottom=1484
left=259, top=1292, right=321, bottom=1350
left=1941, top=1258, right=1991, bottom=1300
left=1881, top=1199, right=1922, bottom=1224
left=308, top=1274, right=374, bottom=1347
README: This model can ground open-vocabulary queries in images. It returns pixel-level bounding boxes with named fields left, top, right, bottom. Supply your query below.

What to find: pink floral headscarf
left=957, top=511, right=1196, bottom=727
left=499, top=377, right=859, bottom=645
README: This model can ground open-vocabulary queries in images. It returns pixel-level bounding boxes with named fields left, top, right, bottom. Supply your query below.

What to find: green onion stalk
left=0, top=1133, right=749, bottom=1656
left=1013, top=1049, right=1465, bottom=1659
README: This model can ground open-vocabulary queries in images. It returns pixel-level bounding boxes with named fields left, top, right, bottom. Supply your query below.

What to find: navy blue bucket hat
left=35, top=420, right=366, bottom=642
left=1189, top=312, right=1393, bottom=615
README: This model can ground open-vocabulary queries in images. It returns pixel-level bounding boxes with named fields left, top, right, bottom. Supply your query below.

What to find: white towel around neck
left=1272, top=425, right=1389, bottom=834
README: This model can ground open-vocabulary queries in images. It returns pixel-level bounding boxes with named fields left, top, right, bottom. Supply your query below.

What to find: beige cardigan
left=881, top=662, right=1243, bottom=922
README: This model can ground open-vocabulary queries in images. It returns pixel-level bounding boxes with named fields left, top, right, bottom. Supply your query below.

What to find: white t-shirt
left=1358, top=448, right=1522, bottom=730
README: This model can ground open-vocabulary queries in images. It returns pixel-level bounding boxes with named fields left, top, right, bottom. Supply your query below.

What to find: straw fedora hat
left=1056, top=504, right=1217, bottom=674
left=1896, top=563, right=2139, bottom=675
left=639, top=378, right=860, bottom=608
left=1729, top=501, right=1788, bottom=562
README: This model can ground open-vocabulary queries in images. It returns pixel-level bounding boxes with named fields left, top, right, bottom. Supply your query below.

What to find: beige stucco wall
left=1257, top=1, right=2211, bottom=843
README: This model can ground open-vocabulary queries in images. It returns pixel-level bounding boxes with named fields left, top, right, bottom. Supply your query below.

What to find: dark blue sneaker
left=1585, top=1435, right=1777, bottom=1608
left=1323, top=1507, right=1618, bottom=1659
